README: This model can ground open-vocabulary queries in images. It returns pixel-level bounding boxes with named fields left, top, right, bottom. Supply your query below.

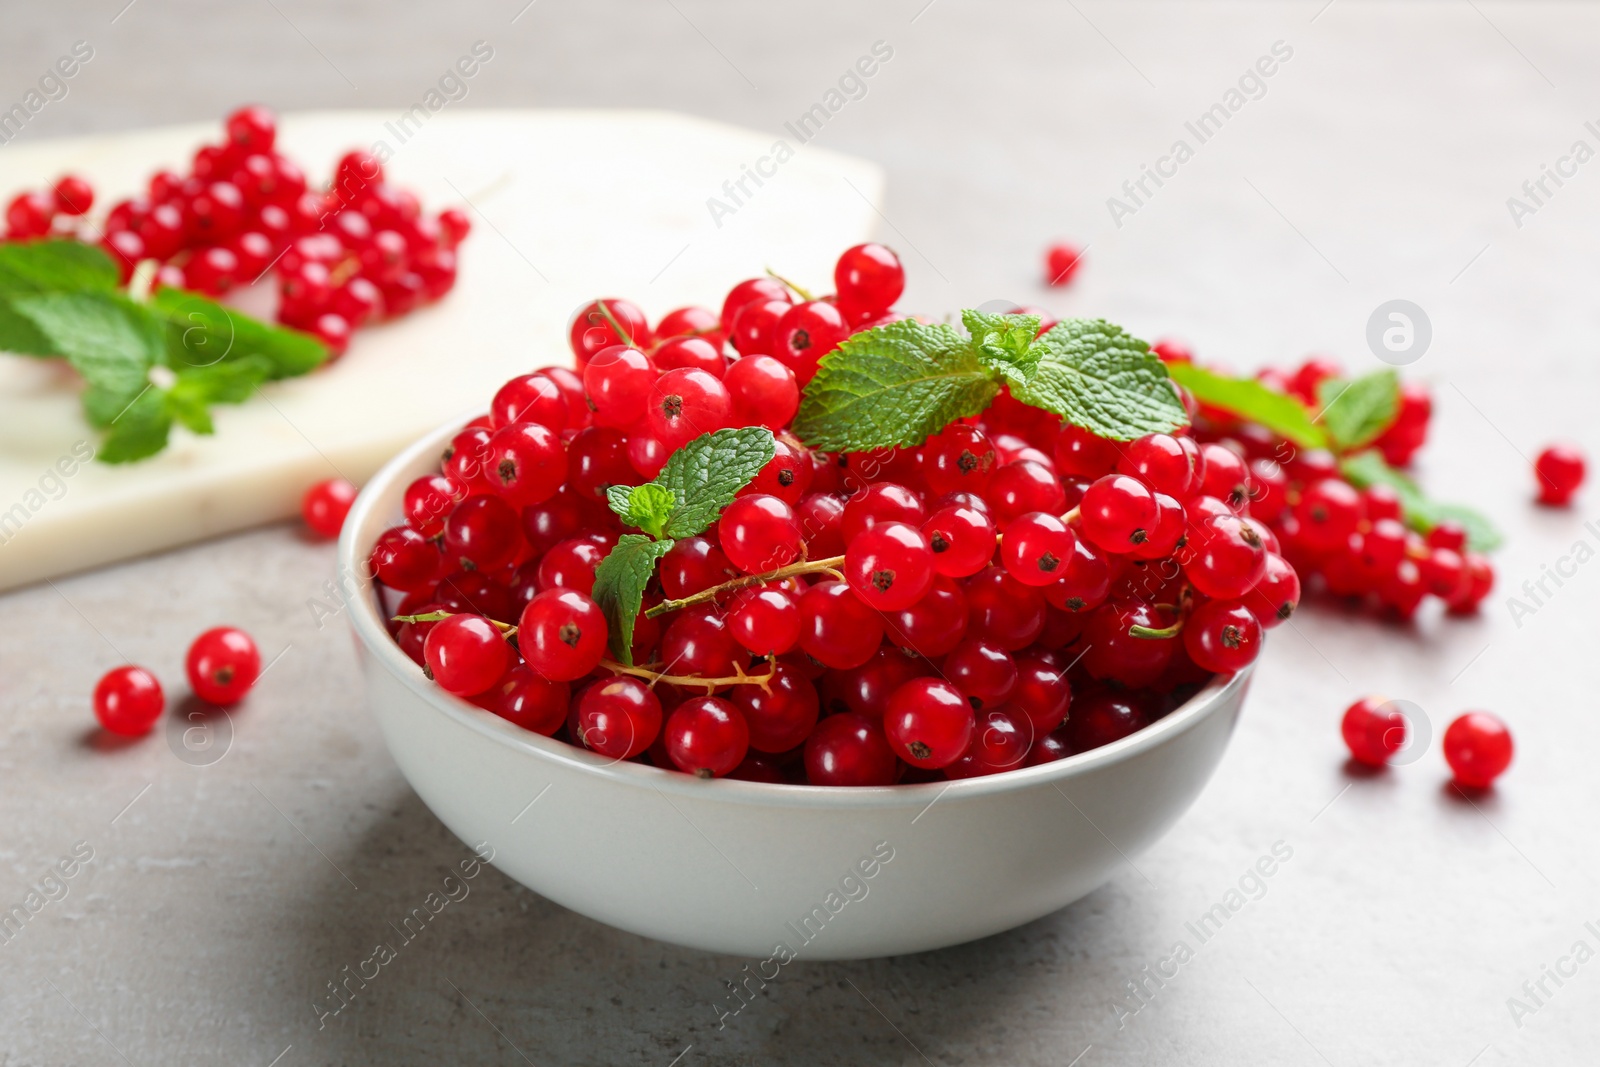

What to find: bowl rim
left=340, top=415, right=1251, bottom=811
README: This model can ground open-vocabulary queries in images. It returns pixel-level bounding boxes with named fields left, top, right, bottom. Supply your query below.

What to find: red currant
left=1340, top=697, right=1406, bottom=767
left=302, top=477, right=357, bottom=539
left=647, top=367, right=731, bottom=448
left=660, top=608, right=739, bottom=679
left=655, top=305, right=720, bottom=342
left=665, top=696, right=749, bottom=777
left=1184, top=514, right=1268, bottom=599
left=660, top=536, right=737, bottom=599
left=1065, top=690, right=1151, bottom=752
left=1054, top=424, right=1120, bottom=479
left=575, top=677, right=661, bottom=759
left=733, top=661, right=819, bottom=752
left=883, top=577, right=968, bottom=658
left=883, top=678, right=973, bottom=769
left=773, top=300, right=848, bottom=384
left=719, top=277, right=790, bottom=337
left=476, top=665, right=568, bottom=735
left=1044, top=242, right=1084, bottom=286
left=570, top=299, right=651, bottom=365
left=797, top=582, right=884, bottom=670
left=989, top=460, right=1066, bottom=530
left=443, top=495, right=523, bottom=572
left=1079, top=474, right=1158, bottom=554
left=93, top=666, right=165, bottom=736
left=490, top=374, right=569, bottom=431
left=727, top=586, right=801, bottom=656
left=583, top=345, right=657, bottom=427
left=944, top=638, right=1017, bottom=709
left=804, top=712, right=898, bottom=786
left=846, top=521, right=934, bottom=611
left=922, top=504, right=997, bottom=578
left=1000, top=511, right=1075, bottom=587
left=488, top=421, right=568, bottom=507
left=186, top=626, right=262, bottom=705
left=841, top=482, right=925, bottom=541
left=52, top=174, right=95, bottom=216
left=423, top=614, right=511, bottom=696
left=1292, top=478, right=1363, bottom=552
left=370, top=525, right=441, bottom=591
left=834, top=243, right=905, bottom=319
left=964, top=566, right=1046, bottom=650
left=1534, top=444, right=1585, bottom=505
left=1244, top=552, right=1300, bottom=628
left=1183, top=600, right=1262, bottom=674
left=724, top=354, right=800, bottom=429
left=1442, top=712, right=1513, bottom=788
left=1011, top=650, right=1072, bottom=734
left=519, top=589, right=608, bottom=681
left=729, top=298, right=792, bottom=356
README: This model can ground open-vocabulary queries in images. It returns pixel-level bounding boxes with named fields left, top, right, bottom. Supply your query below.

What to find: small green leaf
left=793, top=319, right=1000, bottom=452
left=1164, top=361, right=1329, bottom=450
left=592, top=534, right=674, bottom=664
left=0, top=239, right=120, bottom=294
left=1316, top=370, right=1400, bottom=451
left=1340, top=450, right=1502, bottom=552
left=962, top=309, right=1041, bottom=375
left=98, top=386, right=174, bottom=464
left=608, top=482, right=678, bottom=538
left=0, top=298, right=59, bottom=357
left=1008, top=319, right=1188, bottom=441
left=166, top=355, right=275, bottom=435
left=149, top=288, right=328, bottom=379
left=655, top=427, right=777, bottom=538
left=8, top=291, right=164, bottom=426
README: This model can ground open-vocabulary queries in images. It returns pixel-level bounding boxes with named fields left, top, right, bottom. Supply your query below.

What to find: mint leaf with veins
left=655, top=427, right=777, bottom=538
left=792, top=318, right=1000, bottom=452
left=1006, top=319, right=1188, bottom=441
left=591, top=534, right=675, bottom=664
left=1340, top=450, right=1502, bottom=552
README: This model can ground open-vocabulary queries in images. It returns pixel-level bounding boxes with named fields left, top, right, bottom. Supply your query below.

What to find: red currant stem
left=1060, top=505, right=1081, bottom=525
left=599, top=654, right=778, bottom=692
left=392, top=610, right=518, bottom=637
left=641, top=554, right=847, bottom=619
left=328, top=254, right=362, bottom=287
left=127, top=259, right=159, bottom=302
left=1129, top=619, right=1185, bottom=640
left=763, top=267, right=815, bottom=303
left=593, top=299, right=642, bottom=346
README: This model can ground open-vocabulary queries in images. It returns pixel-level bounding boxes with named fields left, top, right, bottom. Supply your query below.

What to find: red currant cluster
left=1161, top=348, right=1495, bottom=619
left=366, top=243, right=1294, bottom=787
left=2, top=105, right=469, bottom=357
left=92, top=627, right=262, bottom=737
left=1342, top=699, right=1513, bottom=789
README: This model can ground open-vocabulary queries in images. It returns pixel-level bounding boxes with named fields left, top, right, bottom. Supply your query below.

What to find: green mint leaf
left=792, top=319, right=1000, bottom=452
left=962, top=309, right=1041, bottom=375
left=0, top=298, right=59, bottom=357
left=150, top=288, right=328, bottom=379
left=607, top=482, right=678, bottom=538
left=165, top=355, right=276, bottom=435
left=1163, top=361, right=1328, bottom=450
left=0, top=239, right=120, bottom=294
left=591, top=534, right=674, bottom=665
left=1008, top=319, right=1188, bottom=441
left=97, top=386, right=174, bottom=464
left=9, top=291, right=164, bottom=427
left=655, top=427, right=777, bottom=538
left=1340, top=450, right=1502, bottom=552
left=1316, top=369, right=1400, bottom=451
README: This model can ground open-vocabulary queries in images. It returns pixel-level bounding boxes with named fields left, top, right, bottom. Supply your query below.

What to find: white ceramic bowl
left=342, top=419, right=1252, bottom=960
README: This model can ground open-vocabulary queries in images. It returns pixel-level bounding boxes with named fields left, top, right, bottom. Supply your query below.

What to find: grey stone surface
left=3, top=2, right=1600, bottom=1063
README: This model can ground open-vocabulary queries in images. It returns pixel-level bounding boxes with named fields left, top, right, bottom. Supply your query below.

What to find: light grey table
left=4, top=3, right=1598, bottom=1063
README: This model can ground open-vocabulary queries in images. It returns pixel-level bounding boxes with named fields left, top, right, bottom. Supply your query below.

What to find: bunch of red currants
left=2, top=105, right=468, bottom=357
left=366, top=244, right=1298, bottom=787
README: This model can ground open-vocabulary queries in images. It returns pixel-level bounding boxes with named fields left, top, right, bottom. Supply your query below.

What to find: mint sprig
left=791, top=312, right=1186, bottom=453
left=1316, top=369, right=1399, bottom=452
left=0, top=240, right=330, bottom=463
left=1163, top=361, right=1329, bottom=449
left=1340, top=449, right=1502, bottom=552
left=591, top=427, right=776, bottom=663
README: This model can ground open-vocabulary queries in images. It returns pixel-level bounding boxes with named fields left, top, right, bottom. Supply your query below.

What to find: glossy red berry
left=654, top=334, right=726, bottom=377
left=491, top=374, right=569, bottom=432
left=565, top=426, right=639, bottom=503
left=1065, top=690, right=1151, bottom=752
left=423, top=614, right=511, bottom=697
left=883, top=577, right=968, bottom=658
left=225, top=105, right=277, bottom=151
left=945, top=639, right=1017, bottom=709
left=1184, top=514, right=1268, bottom=599
left=1443, top=712, right=1513, bottom=788
left=665, top=696, right=749, bottom=777
left=744, top=436, right=814, bottom=506
left=922, top=504, right=997, bottom=578
left=93, top=666, right=165, bottom=736
left=719, top=277, right=790, bottom=338
left=1079, top=474, right=1158, bottom=554
left=965, top=566, right=1046, bottom=650
left=570, top=299, right=651, bottom=364
left=52, top=174, right=95, bottom=216
left=883, top=678, right=973, bottom=769
left=1044, top=535, right=1112, bottom=614
left=797, top=582, right=884, bottom=670
left=988, top=460, right=1066, bottom=530
left=1117, top=433, right=1200, bottom=497
left=1011, top=650, right=1072, bottom=734
left=724, top=354, right=800, bottom=429
left=186, top=627, right=262, bottom=706
left=804, top=712, right=898, bottom=786
left=1245, top=552, right=1300, bottom=628
left=719, top=494, right=803, bottom=575
left=734, top=661, right=819, bottom=753
left=488, top=421, right=568, bottom=506
left=660, top=608, right=739, bottom=679
left=370, top=525, right=441, bottom=591
left=1534, top=444, right=1585, bottom=505
left=647, top=367, right=731, bottom=448
left=773, top=300, right=848, bottom=384
left=583, top=345, right=657, bottom=427
left=1053, top=424, right=1119, bottom=479
left=575, top=677, right=662, bottom=759
left=1001, top=511, right=1076, bottom=587
left=1293, top=478, right=1364, bottom=552
left=5, top=191, right=55, bottom=238
left=846, top=521, right=935, bottom=611
left=1183, top=600, right=1262, bottom=675
left=727, top=585, right=801, bottom=655
left=1341, top=697, right=1406, bottom=767
left=729, top=298, right=792, bottom=356
left=519, top=589, right=608, bottom=681
left=476, top=665, right=568, bottom=735
left=443, top=495, right=523, bottom=572
left=655, top=305, right=720, bottom=342
left=536, top=537, right=606, bottom=595
left=834, top=243, right=905, bottom=319
left=1044, top=242, right=1084, bottom=286
left=841, top=482, right=925, bottom=542
left=659, top=536, right=737, bottom=599
left=922, top=424, right=997, bottom=497
left=301, top=477, right=357, bottom=539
